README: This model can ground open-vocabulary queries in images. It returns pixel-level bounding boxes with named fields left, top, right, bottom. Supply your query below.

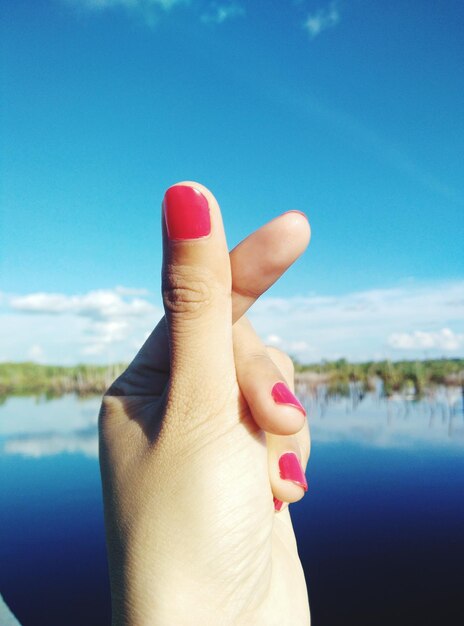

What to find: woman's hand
left=99, top=182, right=311, bottom=625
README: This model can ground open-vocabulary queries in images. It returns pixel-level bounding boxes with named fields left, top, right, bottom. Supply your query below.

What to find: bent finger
left=233, top=317, right=307, bottom=436
left=265, top=346, right=310, bottom=512
left=267, top=428, right=310, bottom=512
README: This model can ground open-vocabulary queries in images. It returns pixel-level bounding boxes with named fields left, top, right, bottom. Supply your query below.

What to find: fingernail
left=274, top=497, right=283, bottom=512
left=163, top=185, right=211, bottom=241
left=271, top=382, right=306, bottom=416
left=284, top=210, right=308, bottom=220
left=279, top=452, right=308, bottom=491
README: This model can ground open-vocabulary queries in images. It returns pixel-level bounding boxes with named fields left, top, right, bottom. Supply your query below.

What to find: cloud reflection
left=0, top=392, right=463, bottom=459
left=0, top=395, right=100, bottom=459
left=301, top=388, right=464, bottom=449
left=2, top=427, right=98, bottom=458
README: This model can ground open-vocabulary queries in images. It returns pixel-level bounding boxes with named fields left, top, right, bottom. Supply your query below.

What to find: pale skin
left=99, top=182, right=311, bottom=625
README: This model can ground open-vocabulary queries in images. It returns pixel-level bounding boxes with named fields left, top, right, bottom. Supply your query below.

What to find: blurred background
left=1, top=1, right=463, bottom=624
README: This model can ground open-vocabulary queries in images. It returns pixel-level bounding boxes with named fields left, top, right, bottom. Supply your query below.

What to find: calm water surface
left=1, top=390, right=463, bottom=626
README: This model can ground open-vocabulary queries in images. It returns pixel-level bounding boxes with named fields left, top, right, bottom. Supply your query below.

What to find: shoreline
left=0, top=358, right=462, bottom=400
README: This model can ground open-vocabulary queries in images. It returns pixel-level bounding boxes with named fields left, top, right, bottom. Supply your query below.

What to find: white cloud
left=65, top=0, right=186, bottom=11
left=304, top=1, right=340, bottom=39
left=1, top=280, right=464, bottom=364
left=265, top=334, right=282, bottom=346
left=81, top=319, right=130, bottom=355
left=1, top=287, right=163, bottom=364
left=10, top=289, right=156, bottom=320
left=249, top=280, right=464, bottom=362
left=27, top=344, right=45, bottom=362
left=288, top=340, right=309, bottom=354
left=201, top=2, right=244, bottom=24
left=64, top=0, right=247, bottom=26
left=63, top=0, right=188, bottom=26
left=388, top=328, right=464, bottom=352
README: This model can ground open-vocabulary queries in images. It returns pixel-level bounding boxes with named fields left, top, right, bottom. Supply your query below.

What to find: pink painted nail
left=279, top=452, right=308, bottom=491
left=273, top=497, right=283, bottom=512
left=271, top=382, right=306, bottom=416
left=163, top=185, right=211, bottom=241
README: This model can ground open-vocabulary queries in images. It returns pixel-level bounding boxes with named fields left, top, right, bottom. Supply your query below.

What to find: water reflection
left=1, top=391, right=463, bottom=626
left=3, top=427, right=98, bottom=458
left=0, top=388, right=463, bottom=460
left=298, top=383, right=464, bottom=448
left=0, top=395, right=101, bottom=459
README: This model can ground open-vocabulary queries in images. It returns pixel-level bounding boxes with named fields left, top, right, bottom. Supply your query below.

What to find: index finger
left=230, top=210, right=310, bottom=321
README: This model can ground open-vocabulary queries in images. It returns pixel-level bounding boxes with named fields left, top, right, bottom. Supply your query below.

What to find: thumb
left=162, top=182, right=233, bottom=387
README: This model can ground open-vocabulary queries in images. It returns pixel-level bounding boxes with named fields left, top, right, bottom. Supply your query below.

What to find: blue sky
left=1, top=0, right=463, bottom=363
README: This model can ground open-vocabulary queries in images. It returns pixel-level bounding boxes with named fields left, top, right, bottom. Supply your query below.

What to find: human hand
left=99, top=182, right=311, bottom=625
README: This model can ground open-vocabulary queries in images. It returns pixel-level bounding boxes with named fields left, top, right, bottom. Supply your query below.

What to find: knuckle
left=234, top=349, right=269, bottom=369
left=231, top=281, right=261, bottom=301
left=266, top=346, right=295, bottom=378
left=162, top=264, right=223, bottom=318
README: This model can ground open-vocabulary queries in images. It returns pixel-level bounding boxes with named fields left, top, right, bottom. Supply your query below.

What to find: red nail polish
left=274, top=497, right=283, bottom=512
left=163, top=185, right=211, bottom=240
left=279, top=452, right=308, bottom=491
left=271, top=382, right=306, bottom=416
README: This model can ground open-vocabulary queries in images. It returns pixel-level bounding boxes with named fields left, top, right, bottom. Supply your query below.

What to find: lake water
left=1, top=390, right=464, bottom=626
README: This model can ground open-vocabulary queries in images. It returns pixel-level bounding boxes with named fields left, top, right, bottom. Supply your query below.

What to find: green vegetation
left=295, top=358, right=464, bottom=397
left=0, top=359, right=463, bottom=401
left=0, top=362, right=126, bottom=402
